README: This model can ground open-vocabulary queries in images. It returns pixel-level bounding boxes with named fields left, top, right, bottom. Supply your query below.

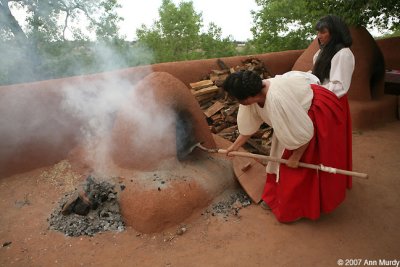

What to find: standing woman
left=312, top=15, right=355, bottom=98
left=313, top=14, right=354, bottom=193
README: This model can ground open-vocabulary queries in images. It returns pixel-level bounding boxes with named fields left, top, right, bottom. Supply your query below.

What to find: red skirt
left=262, top=84, right=352, bottom=222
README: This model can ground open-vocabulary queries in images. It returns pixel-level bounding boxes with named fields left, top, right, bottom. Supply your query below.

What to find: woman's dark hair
left=312, top=15, right=353, bottom=82
left=222, top=70, right=263, bottom=100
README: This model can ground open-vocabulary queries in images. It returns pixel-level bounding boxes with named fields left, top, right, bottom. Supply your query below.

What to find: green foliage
left=199, top=22, right=237, bottom=58
left=0, top=0, right=135, bottom=85
left=251, top=0, right=320, bottom=52
left=1, top=0, right=122, bottom=41
left=306, top=0, right=400, bottom=32
left=137, top=0, right=203, bottom=62
left=251, top=0, right=400, bottom=53
left=91, top=0, right=123, bottom=41
left=136, top=0, right=239, bottom=62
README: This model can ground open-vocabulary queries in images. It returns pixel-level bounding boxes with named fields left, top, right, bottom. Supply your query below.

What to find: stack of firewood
left=190, top=57, right=274, bottom=155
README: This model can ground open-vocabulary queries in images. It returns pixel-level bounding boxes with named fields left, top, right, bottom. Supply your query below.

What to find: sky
left=117, top=0, right=260, bottom=42
left=10, top=0, right=387, bottom=42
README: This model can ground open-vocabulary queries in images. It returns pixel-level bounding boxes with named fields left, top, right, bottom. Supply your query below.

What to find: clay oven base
left=119, top=149, right=236, bottom=233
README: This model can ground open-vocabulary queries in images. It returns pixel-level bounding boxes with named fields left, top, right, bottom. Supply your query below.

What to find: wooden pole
left=218, top=149, right=368, bottom=179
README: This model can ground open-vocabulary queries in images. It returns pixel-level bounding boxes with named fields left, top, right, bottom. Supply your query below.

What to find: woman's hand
left=285, top=142, right=309, bottom=168
left=286, top=156, right=300, bottom=168
left=225, top=134, right=252, bottom=157
left=225, top=144, right=238, bottom=157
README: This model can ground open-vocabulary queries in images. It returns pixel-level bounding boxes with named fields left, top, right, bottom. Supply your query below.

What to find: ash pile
left=48, top=175, right=125, bottom=237
left=205, top=188, right=252, bottom=219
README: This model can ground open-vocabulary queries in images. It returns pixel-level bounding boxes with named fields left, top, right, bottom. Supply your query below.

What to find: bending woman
left=223, top=70, right=352, bottom=222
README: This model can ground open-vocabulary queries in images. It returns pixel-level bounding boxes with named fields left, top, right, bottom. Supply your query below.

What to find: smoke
left=0, top=42, right=179, bottom=176
left=61, top=77, right=132, bottom=141
left=116, top=86, right=176, bottom=147
left=60, top=70, right=177, bottom=173
left=0, top=87, right=67, bottom=149
left=0, top=36, right=155, bottom=86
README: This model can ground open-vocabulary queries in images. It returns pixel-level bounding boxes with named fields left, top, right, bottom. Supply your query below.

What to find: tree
left=0, top=0, right=122, bottom=41
left=0, top=0, right=125, bottom=85
left=251, top=0, right=316, bottom=52
left=199, top=22, right=237, bottom=58
left=306, top=0, right=400, bottom=32
left=136, top=0, right=203, bottom=63
left=0, top=0, right=27, bottom=43
left=251, top=0, right=400, bottom=53
left=90, top=0, right=123, bottom=42
left=136, top=0, right=238, bottom=63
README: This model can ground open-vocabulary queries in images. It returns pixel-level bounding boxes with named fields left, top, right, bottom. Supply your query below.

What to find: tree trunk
left=0, top=0, right=28, bottom=42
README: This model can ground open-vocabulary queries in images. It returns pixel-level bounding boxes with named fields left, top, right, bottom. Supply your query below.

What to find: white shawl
left=237, top=76, right=314, bottom=175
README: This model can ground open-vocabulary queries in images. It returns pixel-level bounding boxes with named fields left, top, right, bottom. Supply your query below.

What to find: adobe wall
left=150, top=49, right=303, bottom=86
left=1, top=36, right=398, bottom=177
left=376, top=36, right=400, bottom=70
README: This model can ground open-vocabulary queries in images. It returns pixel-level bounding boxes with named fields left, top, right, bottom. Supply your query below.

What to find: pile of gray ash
left=204, top=189, right=252, bottom=219
left=48, top=175, right=125, bottom=237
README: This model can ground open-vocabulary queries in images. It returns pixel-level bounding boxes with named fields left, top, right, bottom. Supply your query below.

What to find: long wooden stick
left=195, top=143, right=368, bottom=179
left=223, top=150, right=367, bottom=178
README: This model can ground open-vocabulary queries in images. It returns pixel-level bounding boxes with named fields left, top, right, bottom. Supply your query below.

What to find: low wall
left=1, top=39, right=398, bottom=177
left=376, top=36, right=400, bottom=70
left=125, top=49, right=304, bottom=87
